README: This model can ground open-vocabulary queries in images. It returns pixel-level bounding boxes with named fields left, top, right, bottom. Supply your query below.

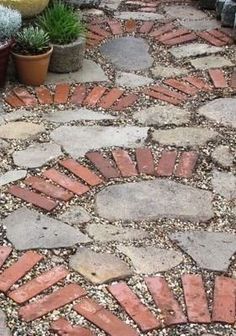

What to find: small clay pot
left=11, top=46, right=53, bottom=86
left=0, top=40, right=12, bottom=88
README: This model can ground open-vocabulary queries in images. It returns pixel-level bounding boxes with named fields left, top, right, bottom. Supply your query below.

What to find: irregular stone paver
left=115, top=72, right=153, bottom=88
left=0, top=139, right=9, bottom=151
left=95, top=179, right=214, bottom=222
left=152, top=127, right=219, bottom=147
left=190, top=55, right=233, bottom=70
left=3, top=208, right=91, bottom=250
left=0, top=115, right=4, bottom=125
left=12, top=143, right=62, bottom=168
left=170, top=231, right=236, bottom=271
left=100, top=37, right=153, bottom=71
left=180, top=19, right=220, bottom=31
left=3, top=110, right=32, bottom=122
left=212, top=170, right=236, bottom=200
left=170, top=43, right=223, bottom=59
left=114, top=11, right=164, bottom=21
left=151, top=65, right=188, bottom=79
left=198, top=98, right=236, bottom=128
left=118, top=246, right=183, bottom=274
left=0, top=170, right=27, bottom=187
left=0, top=122, right=45, bottom=140
left=58, top=205, right=91, bottom=225
left=212, top=145, right=234, bottom=167
left=164, top=5, right=208, bottom=20
left=46, top=60, right=109, bottom=84
left=100, top=0, right=122, bottom=10
left=45, top=108, right=115, bottom=123
left=69, top=248, right=132, bottom=284
left=0, top=310, right=11, bottom=336
left=134, top=105, right=190, bottom=126
left=50, top=126, right=148, bottom=158
left=86, top=223, right=149, bottom=242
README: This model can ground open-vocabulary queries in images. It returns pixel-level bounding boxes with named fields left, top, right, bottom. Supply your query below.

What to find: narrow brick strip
left=54, top=83, right=70, bottom=104
left=197, top=31, right=225, bottom=47
left=13, top=88, right=37, bottom=106
left=86, top=152, right=120, bottom=179
left=182, top=274, right=211, bottom=323
left=164, top=79, right=198, bottom=96
left=156, top=151, right=177, bottom=177
left=99, top=88, right=124, bottom=109
left=163, top=33, right=197, bottom=46
left=124, top=19, right=137, bottom=33
left=151, top=86, right=187, bottom=101
left=112, top=94, right=138, bottom=111
left=71, top=85, right=87, bottom=106
left=59, top=159, right=103, bottom=186
left=35, top=86, right=53, bottom=105
left=146, top=90, right=182, bottom=106
left=51, top=318, right=94, bottom=336
left=74, top=298, right=138, bottom=336
left=145, top=277, right=187, bottom=326
left=9, top=266, right=69, bottom=304
left=0, top=247, right=12, bottom=268
left=208, top=69, right=228, bottom=88
left=88, top=25, right=110, bottom=37
left=209, top=29, right=233, bottom=44
left=8, top=185, right=57, bottom=211
left=112, top=149, right=137, bottom=177
left=87, top=32, right=104, bottom=41
left=83, top=86, right=107, bottom=107
left=43, top=169, right=89, bottom=196
left=20, top=284, right=86, bottom=322
left=24, top=176, right=73, bottom=201
left=231, top=69, right=236, bottom=88
left=0, top=251, right=43, bottom=293
left=139, top=21, right=154, bottom=34
left=149, top=23, right=174, bottom=38
left=108, top=282, right=160, bottom=331
left=175, top=152, right=198, bottom=178
left=136, top=148, right=155, bottom=175
left=212, top=276, right=236, bottom=324
left=4, top=93, right=25, bottom=108
left=107, top=20, right=123, bottom=35
left=158, top=29, right=190, bottom=42
left=183, top=76, right=211, bottom=91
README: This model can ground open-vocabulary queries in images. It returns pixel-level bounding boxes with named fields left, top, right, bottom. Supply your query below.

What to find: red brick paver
left=71, top=85, right=87, bottom=106
left=83, top=86, right=107, bottom=107
left=231, top=69, right=236, bottom=88
left=147, top=85, right=186, bottom=105
left=124, top=19, right=137, bottom=33
left=150, top=23, right=175, bottom=38
left=139, top=21, right=154, bottom=34
left=112, top=94, right=138, bottom=111
left=13, top=88, right=37, bottom=106
left=183, top=76, right=211, bottom=91
left=112, top=149, right=137, bottom=177
left=88, top=25, right=110, bottom=38
left=35, top=86, right=53, bottom=105
left=4, top=93, right=25, bottom=108
left=136, top=148, right=155, bottom=175
left=164, top=79, right=198, bottom=96
left=156, top=150, right=177, bottom=177
left=99, top=88, right=124, bottom=109
left=107, top=20, right=123, bottom=35
left=208, top=69, right=228, bottom=88
left=54, top=83, right=70, bottom=104
left=175, top=151, right=198, bottom=178
left=0, top=247, right=12, bottom=268
left=51, top=318, right=94, bottom=336
left=164, top=33, right=197, bottom=46
left=86, top=152, right=120, bottom=179
left=197, top=31, right=225, bottom=47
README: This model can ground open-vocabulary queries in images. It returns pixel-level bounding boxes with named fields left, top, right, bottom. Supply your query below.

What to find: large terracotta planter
left=11, top=47, right=53, bottom=86
left=0, top=0, right=49, bottom=18
left=0, top=40, right=12, bottom=88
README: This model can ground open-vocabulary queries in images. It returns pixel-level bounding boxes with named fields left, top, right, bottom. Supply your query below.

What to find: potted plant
left=11, top=26, right=52, bottom=86
left=38, top=0, right=86, bottom=73
left=0, top=5, right=21, bottom=87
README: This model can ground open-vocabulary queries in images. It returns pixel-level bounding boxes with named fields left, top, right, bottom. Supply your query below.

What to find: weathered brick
left=4, top=93, right=25, bottom=108
left=86, top=152, right=120, bottom=179
left=74, top=298, right=138, bottom=336
left=112, top=94, right=138, bottom=111
left=35, top=86, right=53, bottom=105
left=9, top=266, right=69, bottom=304
left=182, top=274, right=211, bottom=323
left=140, top=7, right=157, bottom=12
left=145, top=277, right=187, bottom=326
left=212, top=276, right=236, bottom=324
left=175, top=151, right=198, bottom=178
left=88, top=25, right=110, bottom=38
left=0, top=251, right=43, bottom=293
left=51, top=318, right=94, bottom=336
left=59, top=159, right=103, bottom=186
left=139, top=21, right=154, bottom=34
left=163, top=33, right=197, bottom=46
left=25, top=176, right=73, bottom=201
left=107, top=20, right=123, bottom=35
left=108, top=282, right=160, bottom=331
left=208, top=69, right=228, bottom=88
left=156, top=150, right=177, bottom=177
left=158, top=29, right=190, bottom=42
left=20, top=284, right=86, bottom=322
left=209, top=29, right=233, bottom=44
left=183, top=76, right=211, bottom=91
left=87, top=32, right=104, bottom=42
left=150, top=85, right=187, bottom=102
left=124, top=19, right=137, bottom=33
left=13, top=88, right=37, bottom=106
left=70, top=85, right=87, bottom=106
left=112, top=149, right=137, bottom=177
left=0, top=246, right=12, bottom=268
left=146, top=89, right=183, bottom=106
left=43, top=169, right=89, bottom=196
left=54, top=83, right=70, bottom=104
left=149, top=23, right=174, bottom=38
left=197, top=31, right=225, bottom=47
left=99, top=88, right=124, bottom=109
left=8, top=185, right=57, bottom=211
left=83, top=86, right=107, bottom=107
left=136, top=148, right=155, bottom=175
left=164, top=79, right=198, bottom=96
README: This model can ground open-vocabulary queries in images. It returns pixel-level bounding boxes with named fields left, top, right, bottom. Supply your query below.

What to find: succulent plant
left=0, top=5, right=22, bottom=43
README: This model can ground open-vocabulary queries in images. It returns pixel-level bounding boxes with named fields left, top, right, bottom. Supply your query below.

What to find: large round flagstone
left=100, top=37, right=153, bottom=71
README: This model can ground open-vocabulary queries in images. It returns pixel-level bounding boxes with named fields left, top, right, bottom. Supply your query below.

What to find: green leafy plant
left=0, top=5, right=21, bottom=43
left=13, top=26, right=50, bottom=55
left=38, top=0, right=86, bottom=45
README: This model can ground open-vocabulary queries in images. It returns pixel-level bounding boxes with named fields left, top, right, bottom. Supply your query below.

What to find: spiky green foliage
left=0, top=5, right=21, bottom=43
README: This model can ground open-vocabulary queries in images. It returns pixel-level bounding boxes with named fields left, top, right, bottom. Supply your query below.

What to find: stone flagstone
left=114, top=11, right=164, bottom=21
left=50, top=126, right=148, bottom=158
left=179, top=19, right=220, bottom=31
left=86, top=223, right=149, bottom=242
left=170, top=231, right=236, bottom=271
left=100, top=0, right=122, bottom=10
left=95, top=179, right=214, bottom=222
left=0, top=139, right=9, bottom=151
left=0, top=122, right=45, bottom=140
left=0, top=310, right=11, bottom=336
left=212, top=145, right=234, bottom=168
left=151, top=65, right=188, bottom=79
left=164, top=5, right=208, bottom=20
left=3, top=208, right=91, bottom=250
left=3, top=110, right=32, bottom=122
left=0, top=170, right=27, bottom=187
left=115, top=72, right=153, bottom=88
left=212, top=170, right=236, bottom=200
left=58, top=205, right=91, bottom=225
left=170, top=43, right=223, bottom=59
left=69, top=248, right=133, bottom=284
left=12, top=143, right=62, bottom=168
left=190, top=55, right=233, bottom=70
left=118, top=245, right=183, bottom=274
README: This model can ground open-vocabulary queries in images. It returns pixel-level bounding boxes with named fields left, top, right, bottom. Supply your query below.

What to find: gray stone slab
left=170, top=231, right=236, bottom=271
left=0, top=310, right=11, bottom=336
left=46, top=60, right=109, bottom=84
left=169, top=43, right=223, bottom=59
left=50, top=125, right=148, bottom=158
left=12, top=143, right=62, bottom=168
left=114, top=11, right=164, bottom=21
left=180, top=18, right=220, bottom=31
left=0, top=170, right=27, bottom=187
left=0, top=122, right=45, bottom=140
left=134, top=105, right=190, bottom=126
left=118, top=245, right=183, bottom=274
left=164, top=5, right=208, bottom=20
left=100, top=37, right=153, bottom=71
left=212, top=170, right=236, bottom=200
left=0, top=139, right=9, bottom=151
left=100, top=0, right=121, bottom=10
left=152, top=127, right=219, bottom=147
left=45, top=108, right=115, bottom=123
left=3, top=110, right=32, bottom=122
left=151, top=64, right=188, bottom=78
left=212, top=145, right=234, bottom=167
left=190, top=55, right=233, bottom=70
left=69, top=248, right=132, bottom=284
left=95, top=179, right=214, bottom=222
left=3, top=208, right=91, bottom=250
left=0, top=115, right=5, bottom=125
left=115, top=72, right=153, bottom=88
left=86, top=223, right=149, bottom=242
left=58, top=205, right=91, bottom=225
left=198, top=98, right=236, bottom=128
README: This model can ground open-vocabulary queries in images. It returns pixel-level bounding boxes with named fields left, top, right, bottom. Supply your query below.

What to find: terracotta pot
left=0, top=40, right=12, bottom=88
left=11, top=46, right=53, bottom=86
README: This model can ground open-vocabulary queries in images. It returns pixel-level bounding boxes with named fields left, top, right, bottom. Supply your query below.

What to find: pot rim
left=11, top=46, right=53, bottom=59
left=51, top=37, right=86, bottom=48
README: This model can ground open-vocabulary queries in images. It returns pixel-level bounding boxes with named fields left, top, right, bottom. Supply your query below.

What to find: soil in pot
left=0, top=41, right=12, bottom=88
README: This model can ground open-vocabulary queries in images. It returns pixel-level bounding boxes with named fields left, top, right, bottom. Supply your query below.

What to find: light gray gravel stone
left=69, top=248, right=132, bottom=284
left=190, top=55, right=233, bottom=70
left=50, top=125, right=148, bottom=158
left=118, top=245, right=183, bottom=274
left=3, top=208, right=91, bottom=250
left=0, top=139, right=9, bottom=151
left=179, top=18, right=220, bottom=31
left=170, top=231, right=236, bottom=271
left=100, top=0, right=121, bottom=10
left=152, top=127, right=219, bottom=147
left=12, top=143, right=62, bottom=168
left=0, top=170, right=27, bottom=187
left=114, top=11, right=164, bottom=20
left=212, top=145, right=234, bottom=167
left=58, top=205, right=91, bottom=225
left=0, top=310, right=11, bottom=336
left=95, top=179, right=214, bottom=222
left=164, top=5, right=208, bottom=20
left=212, top=170, right=236, bottom=200
left=169, top=43, right=222, bottom=59
left=3, top=110, right=32, bottom=122
left=151, top=64, right=188, bottom=78
left=0, top=122, right=45, bottom=140
left=115, top=71, right=153, bottom=88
